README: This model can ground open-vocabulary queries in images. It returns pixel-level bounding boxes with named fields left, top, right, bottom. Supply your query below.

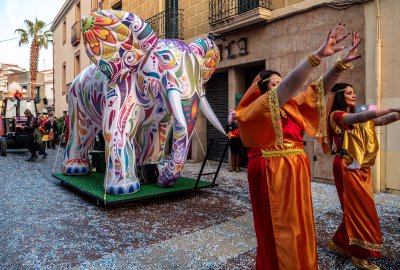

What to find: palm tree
left=15, top=18, right=52, bottom=97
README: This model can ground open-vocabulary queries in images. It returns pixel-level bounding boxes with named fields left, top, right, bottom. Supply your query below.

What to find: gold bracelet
left=334, top=58, right=353, bottom=72
left=308, top=54, right=321, bottom=67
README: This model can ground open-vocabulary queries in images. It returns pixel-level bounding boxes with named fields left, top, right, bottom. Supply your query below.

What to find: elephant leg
left=158, top=97, right=199, bottom=187
left=102, top=92, right=141, bottom=195
left=62, top=82, right=101, bottom=175
left=157, top=123, right=188, bottom=187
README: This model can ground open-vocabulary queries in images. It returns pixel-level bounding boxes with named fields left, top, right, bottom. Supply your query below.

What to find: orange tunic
left=236, top=78, right=325, bottom=270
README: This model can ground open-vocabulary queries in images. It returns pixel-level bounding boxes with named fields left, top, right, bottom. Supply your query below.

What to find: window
left=165, top=0, right=179, bottom=38
left=62, top=18, right=66, bottom=45
left=75, top=1, right=81, bottom=21
left=70, top=1, right=82, bottom=46
left=112, top=1, right=122, bottom=10
left=35, top=86, right=40, bottom=103
left=238, top=0, right=259, bottom=14
left=74, top=51, right=81, bottom=77
left=5, top=100, right=17, bottom=118
left=62, top=62, right=66, bottom=96
left=91, top=0, right=98, bottom=11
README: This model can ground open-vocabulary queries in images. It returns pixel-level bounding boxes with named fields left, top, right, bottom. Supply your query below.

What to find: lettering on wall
left=216, top=37, right=248, bottom=61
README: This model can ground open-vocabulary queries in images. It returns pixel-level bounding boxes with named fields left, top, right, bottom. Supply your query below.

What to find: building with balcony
left=51, top=0, right=94, bottom=117
left=2, top=71, right=46, bottom=114
left=0, top=63, right=26, bottom=94
left=51, top=0, right=400, bottom=193
left=0, top=63, right=26, bottom=108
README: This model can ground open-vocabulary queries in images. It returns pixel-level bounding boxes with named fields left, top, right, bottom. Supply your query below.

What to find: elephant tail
left=189, top=37, right=220, bottom=83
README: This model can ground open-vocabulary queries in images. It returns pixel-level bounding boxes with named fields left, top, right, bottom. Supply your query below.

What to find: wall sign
left=216, top=37, right=248, bottom=61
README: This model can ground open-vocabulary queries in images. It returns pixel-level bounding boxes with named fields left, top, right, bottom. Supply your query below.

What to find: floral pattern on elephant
left=62, top=10, right=225, bottom=195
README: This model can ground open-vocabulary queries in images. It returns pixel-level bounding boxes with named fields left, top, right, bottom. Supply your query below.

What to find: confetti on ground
left=1, top=150, right=399, bottom=269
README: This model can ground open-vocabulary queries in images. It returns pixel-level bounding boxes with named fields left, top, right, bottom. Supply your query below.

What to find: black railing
left=146, top=8, right=184, bottom=40
left=209, top=0, right=271, bottom=25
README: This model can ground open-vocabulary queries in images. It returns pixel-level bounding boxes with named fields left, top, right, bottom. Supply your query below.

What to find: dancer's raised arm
left=343, top=108, right=400, bottom=125
left=278, top=23, right=349, bottom=106
left=323, top=31, right=362, bottom=94
left=373, top=112, right=400, bottom=126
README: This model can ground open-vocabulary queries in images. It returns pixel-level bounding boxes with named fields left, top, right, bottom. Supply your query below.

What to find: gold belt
left=261, top=148, right=305, bottom=158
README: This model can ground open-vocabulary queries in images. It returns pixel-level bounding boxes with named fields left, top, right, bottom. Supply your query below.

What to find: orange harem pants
left=247, top=147, right=318, bottom=270
left=332, top=156, right=382, bottom=259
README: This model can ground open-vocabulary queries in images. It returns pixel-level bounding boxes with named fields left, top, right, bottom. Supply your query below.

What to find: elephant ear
left=81, top=10, right=159, bottom=83
left=189, top=37, right=220, bottom=86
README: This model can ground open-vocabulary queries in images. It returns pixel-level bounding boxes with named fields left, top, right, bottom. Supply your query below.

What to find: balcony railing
left=146, top=9, right=184, bottom=40
left=209, top=0, right=271, bottom=25
left=71, top=21, right=81, bottom=46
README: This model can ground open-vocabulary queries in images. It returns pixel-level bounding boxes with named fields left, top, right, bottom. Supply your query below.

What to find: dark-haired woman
left=325, top=83, right=400, bottom=270
left=236, top=26, right=361, bottom=269
left=226, top=109, right=243, bottom=172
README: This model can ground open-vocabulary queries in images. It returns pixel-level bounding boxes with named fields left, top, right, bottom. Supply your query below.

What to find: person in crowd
left=226, top=109, right=243, bottom=172
left=44, top=116, right=58, bottom=149
left=93, top=132, right=105, bottom=151
left=236, top=25, right=361, bottom=269
left=13, top=90, right=22, bottom=99
left=33, top=117, right=47, bottom=159
left=324, top=82, right=400, bottom=270
left=23, top=109, right=38, bottom=162
left=42, top=114, right=48, bottom=129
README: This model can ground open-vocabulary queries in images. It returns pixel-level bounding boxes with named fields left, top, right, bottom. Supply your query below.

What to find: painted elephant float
left=62, top=10, right=225, bottom=195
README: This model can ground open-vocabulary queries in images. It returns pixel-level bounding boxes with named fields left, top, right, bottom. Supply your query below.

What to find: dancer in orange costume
left=236, top=27, right=361, bottom=269
left=324, top=83, right=400, bottom=270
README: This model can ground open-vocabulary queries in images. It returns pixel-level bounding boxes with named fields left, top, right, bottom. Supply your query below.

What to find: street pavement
left=1, top=149, right=399, bottom=269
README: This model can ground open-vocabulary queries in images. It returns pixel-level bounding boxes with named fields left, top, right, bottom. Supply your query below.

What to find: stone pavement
left=1, top=149, right=399, bottom=269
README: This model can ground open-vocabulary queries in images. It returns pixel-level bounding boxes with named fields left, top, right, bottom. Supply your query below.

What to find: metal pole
left=194, top=139, right=213, bottom=190
left=211, top=140, right=229, bottom=186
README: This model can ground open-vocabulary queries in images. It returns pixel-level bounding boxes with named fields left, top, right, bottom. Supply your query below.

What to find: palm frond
left=43, top=30, right=53, bottom=42
left=14, top=28, right=26, bottom=34
left=14, top=29, right=29, bottom=47
left=34, top=19, right=46, bottom=33
left=37, top=35, right=49, bottom=49
left=24, top=19, right=35, bottom=35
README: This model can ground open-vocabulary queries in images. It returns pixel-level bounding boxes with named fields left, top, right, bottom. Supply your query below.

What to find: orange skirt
left=332, top=155, right=382, bottom=259
left=247, top=144, right=317, bottom=270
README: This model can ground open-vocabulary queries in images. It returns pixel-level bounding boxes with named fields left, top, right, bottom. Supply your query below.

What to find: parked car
left=0, top=97, right=38, bottom=156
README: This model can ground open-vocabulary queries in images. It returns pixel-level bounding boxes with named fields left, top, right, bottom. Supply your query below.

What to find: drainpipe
left=374, top=0, right=382, bottom=193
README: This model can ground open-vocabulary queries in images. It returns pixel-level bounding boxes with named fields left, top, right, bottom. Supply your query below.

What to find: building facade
left=51, top=0, right=400, bottom=193
left=42, top=69, right=55, bottom=115
left=2, top=71, right=46, bottom=114
left=0, top=63, right=26, bottom=108
left=51, top=0, right=94, bottom=117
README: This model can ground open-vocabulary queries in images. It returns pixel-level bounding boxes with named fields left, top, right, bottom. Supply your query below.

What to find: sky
left=0, top=0, right=66, bottom=71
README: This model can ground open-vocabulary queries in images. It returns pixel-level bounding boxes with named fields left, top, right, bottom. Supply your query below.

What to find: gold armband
left=307, top=54, right=321, bottom=67
left=334, top=58, right=353, bottom=72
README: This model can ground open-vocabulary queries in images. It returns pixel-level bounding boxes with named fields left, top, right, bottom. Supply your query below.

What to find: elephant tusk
left=199, top=96, right=226, bottom=135
left=168, top=90, right=187, bottom=129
